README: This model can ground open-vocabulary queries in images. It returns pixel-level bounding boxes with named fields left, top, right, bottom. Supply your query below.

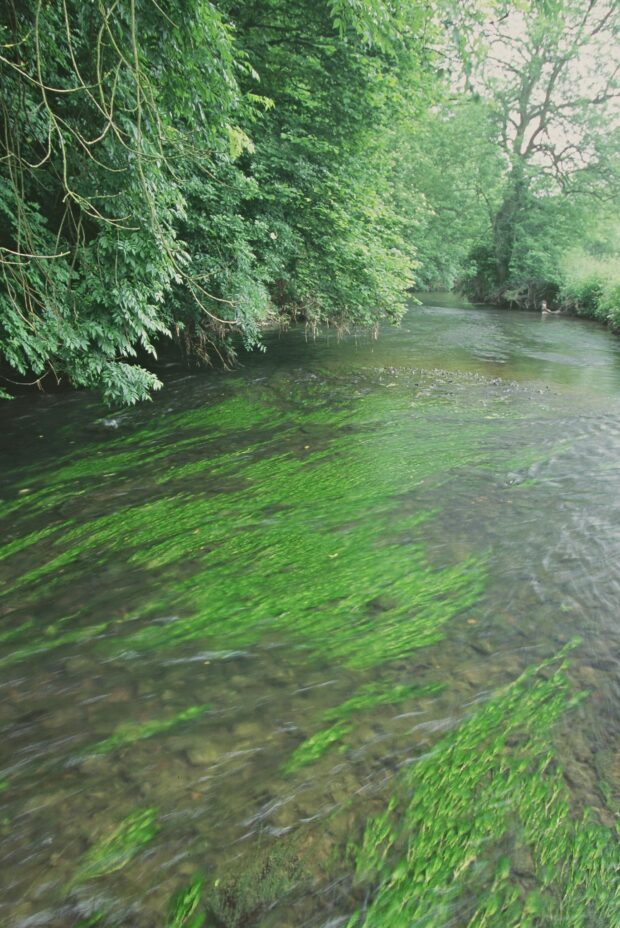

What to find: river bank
left=442, top=265, right=620, bottom=330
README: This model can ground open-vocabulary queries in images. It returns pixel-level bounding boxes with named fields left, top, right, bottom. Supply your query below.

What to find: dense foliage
left=447, top=0, right=620, bottom=318
left=0, top=0, right=436, bottom=402
left=1, top=0, right=619, bottom=403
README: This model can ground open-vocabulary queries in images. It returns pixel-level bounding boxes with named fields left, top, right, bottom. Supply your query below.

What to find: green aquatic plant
left=1, top=380, right=492, bottom=673
left=500, top=438, right=573, bottom=476
left=70, top=808, right=159, bottom=886
left=0, top=619, right=35, bottom=645
left=349, top=642, right=620, bottom=928
left=282, top=682, right=445, bottom=776
left=208, top=845, right=299, bottom=928
left=0, top=621, right=110, bottom=669
left=0, top=380, right=487, bottom=592
left=282, top=722, right=353, bottom=775
left=4, top=371, right=573, bottom=729
left=0, top=523, right=62, bottom=563
left=166, top=873, right=205, bottom=928
left=322, top=682, right=443, bottom=722
left=83, top=704, right=210, bottom=756
left=74, top=915, right=105, bottom=928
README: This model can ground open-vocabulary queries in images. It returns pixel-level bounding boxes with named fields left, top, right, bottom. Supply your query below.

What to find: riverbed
left=1, top=297, right=619, bottom=927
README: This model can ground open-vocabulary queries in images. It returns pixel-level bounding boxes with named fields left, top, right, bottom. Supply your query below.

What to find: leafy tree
left=0, top=0, right=443, bottom=402
left=459, top=0, right=620, bottom=300
left=0, top=0, right=246, bottom=402
left=217, top=0, right=438, bottom=332
left=397, top=98, right=505, bottom=290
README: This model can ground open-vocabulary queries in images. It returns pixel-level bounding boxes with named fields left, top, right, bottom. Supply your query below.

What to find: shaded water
left=1, top=298, right=620, bottom=927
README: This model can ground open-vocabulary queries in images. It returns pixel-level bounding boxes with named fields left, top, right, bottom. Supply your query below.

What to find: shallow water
left=1, top=298, right=619, bottom=927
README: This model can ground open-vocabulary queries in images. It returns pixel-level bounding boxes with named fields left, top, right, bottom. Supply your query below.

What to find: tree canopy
left=0, top=0, right=439, bottom=402
left=1, top=0, right=619, bottom=403
left=456, top=0, right=620, bottom=305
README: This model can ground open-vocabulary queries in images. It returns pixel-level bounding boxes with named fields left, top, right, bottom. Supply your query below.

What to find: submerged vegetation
left=283, top=682, right=441, bottom=773
left=166, top=874, right=205, bottom=928
left=0, top=376, right=496, bottom=670
left=349, top=645, right=620, bottom=928
left=71, top=808, right=160, bottom=886
left=84, top=704, right=210, bottom=756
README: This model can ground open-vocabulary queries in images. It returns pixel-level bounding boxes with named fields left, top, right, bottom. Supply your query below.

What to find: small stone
left=463, top=666, right=488, bottom=688
left=185, top=743, right=224, bottom=766
left=233, top=721, right=262, bottom=740
left=79, top=755, right=112, bottom=776
left=470, top=639, right=493, bottom=656
left=512, top=844, right=535, bottom=878
left=137, top=681, right=155, bottom=697
left=577, top=665, right=600, bottom=689
left=107, top=687, right=132, bottom=704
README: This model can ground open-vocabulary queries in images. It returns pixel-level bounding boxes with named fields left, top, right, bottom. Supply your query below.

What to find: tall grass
left=560, top=251, right=620, bottom=328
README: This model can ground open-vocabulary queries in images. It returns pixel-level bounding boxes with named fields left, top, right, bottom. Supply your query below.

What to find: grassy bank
left=558, top=253, right=620, bottom=329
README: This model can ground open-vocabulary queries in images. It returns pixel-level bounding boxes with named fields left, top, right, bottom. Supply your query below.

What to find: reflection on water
left=1, top=300, right=619, bottom=926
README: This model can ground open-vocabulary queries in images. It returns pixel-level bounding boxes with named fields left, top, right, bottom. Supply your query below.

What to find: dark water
left=1, top=298, right=619, bottom=927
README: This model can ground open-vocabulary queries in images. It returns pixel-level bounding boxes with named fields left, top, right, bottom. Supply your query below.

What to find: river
left=1, top=296, right=619, bottom=927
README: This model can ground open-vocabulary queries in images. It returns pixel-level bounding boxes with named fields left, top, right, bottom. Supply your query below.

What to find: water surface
left=1, top=299, right=619, bottom=927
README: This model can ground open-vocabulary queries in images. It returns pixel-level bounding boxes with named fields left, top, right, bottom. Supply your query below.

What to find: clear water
left=1, top=298, right=619, bottom=927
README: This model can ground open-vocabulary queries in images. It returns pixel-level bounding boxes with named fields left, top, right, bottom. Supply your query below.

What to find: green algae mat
left=1, top=307, right=620, bottom=927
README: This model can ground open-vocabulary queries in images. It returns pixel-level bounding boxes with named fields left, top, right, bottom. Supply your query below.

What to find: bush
left=559, top=252, right=620, bottom=328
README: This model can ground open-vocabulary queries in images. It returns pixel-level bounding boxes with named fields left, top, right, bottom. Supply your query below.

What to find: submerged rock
left=233, top=721, right=263, bottom=741
left=185, top=742, right=225, bottom=766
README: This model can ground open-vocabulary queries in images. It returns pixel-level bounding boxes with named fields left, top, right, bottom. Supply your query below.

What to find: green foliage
left=83, top=704, right=210, bottom=756
left=400, top=99, right=504, bottom=290
left=70, top=808, right=159, bottom=886
left=349, top=643, right=620, bottom=928
left=215, top=0, right=434, bottom=334
left=0, top=0, right=440, bottom=402
left=1, top=0, right=619, bottom=396
left=0, top=1, right=208, bottom=402
left=560, top=251, right=620, bottom=329
left=447, top=2, right=620, bottom=310
left=208, top=846, right=299, bottom=928
left=166, top=874, right=206, bottom=928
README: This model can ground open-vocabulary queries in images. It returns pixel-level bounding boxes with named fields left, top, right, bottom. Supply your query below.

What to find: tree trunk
left=493, top=166, right=527, bottom=287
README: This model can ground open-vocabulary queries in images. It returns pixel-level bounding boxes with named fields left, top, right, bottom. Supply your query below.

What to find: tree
left=461, top=0, right=620, bottom=298
left=219, top=0, right=437, bottom=330
left=394, top=97, right=505, bottom=290
left=0, top=0, right=246, bottom=402
left=1, top=0, right=443, bottom=403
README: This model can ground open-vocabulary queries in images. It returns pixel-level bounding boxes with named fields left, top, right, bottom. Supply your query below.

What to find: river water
left=1, top=297, right=619, bottom=927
